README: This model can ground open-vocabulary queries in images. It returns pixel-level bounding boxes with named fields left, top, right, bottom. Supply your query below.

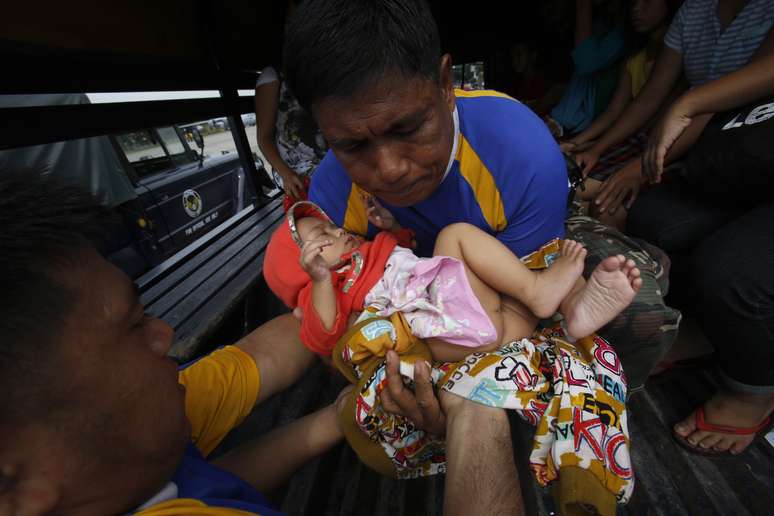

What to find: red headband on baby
left=264, top=201, right=334, bottom=308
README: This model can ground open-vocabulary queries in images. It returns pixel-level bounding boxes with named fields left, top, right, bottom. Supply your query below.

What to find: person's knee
left=437, top=222, right=476, bottom=240
left=627, top=194, right=674, bottom=251
left=434, top=222, right=475, bottom=252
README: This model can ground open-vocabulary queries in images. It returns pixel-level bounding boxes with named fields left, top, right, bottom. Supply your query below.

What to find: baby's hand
left=362, top=194, right=399, bottom=231
left=300, top=238, right=331, bottom=282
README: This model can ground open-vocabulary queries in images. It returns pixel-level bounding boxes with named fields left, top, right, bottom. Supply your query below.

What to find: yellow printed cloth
left=334, top=314, right=633, bottom=516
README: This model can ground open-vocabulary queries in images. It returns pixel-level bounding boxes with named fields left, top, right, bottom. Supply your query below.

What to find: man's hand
left=643, top=105, right=693, bottom=184
left=594, top=163, right=644, bottom=214
left=575, top=148, right=600, bottom=177
left=380, top=350, right=447, bottom=435
left=280, top=169, right=305, bottom=200
left=300, top=238, right=331, bottom=281
left=362, top=194, right=399, bottom=231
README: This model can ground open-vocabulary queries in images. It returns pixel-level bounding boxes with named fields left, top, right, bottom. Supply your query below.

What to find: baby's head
left=295, top=216, right=359, bottom=268
left=264, top=201, right=360, bottom=308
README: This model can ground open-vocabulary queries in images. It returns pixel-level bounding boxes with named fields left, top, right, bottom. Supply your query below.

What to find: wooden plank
left=150, top=206, right=282, bottom=323
left=147, top=223, right=260, bottom=321
left=138, top=197, right=281, bottom=293
left=373, top=477, right=405, bottom=516
left=625, top=402, right=693, bottom=516
left=509, top=414, right=555, bottom=515
left=326, top=450, right=364, bottom=516
left=137, top=203, right=257, bottom=290
left=139, top=200, right=282, bottom=306
left=169, top=243, right=270, bottom=356
left=641, top=375, right=748, bottom=516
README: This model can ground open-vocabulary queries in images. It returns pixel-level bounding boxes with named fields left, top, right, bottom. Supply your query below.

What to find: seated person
left=255, top=63, right=327, bottom=205
left=283, top=0, right=676, bottom=393
left=504, top=40, right=567, bottom=117
left=561, top=0, right=678, bottom=202
left=265, top=198, right=642, bottom=362
left=629, top=53, right=774, bottom=456
left=548, top=0, right=628, bottom=136
left=573, top=0, right=774, bottom=227
left=0, top=174, right=345, bottom=515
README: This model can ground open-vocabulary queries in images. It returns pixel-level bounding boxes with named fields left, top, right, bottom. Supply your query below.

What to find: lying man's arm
left=236, top=312, right=316, bottom=407
left=212, top=392, right=346, bottom=492
left=211, top=314, right=343, bottom=491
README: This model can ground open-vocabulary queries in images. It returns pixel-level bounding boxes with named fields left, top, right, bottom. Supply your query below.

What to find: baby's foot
left=563, top=255, right=642, bottom=339
left=529, top=240, right=587, bottom=318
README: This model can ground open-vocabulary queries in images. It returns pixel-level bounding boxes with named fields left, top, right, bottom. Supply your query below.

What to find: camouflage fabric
left=565, top=216, right=682, bottom=392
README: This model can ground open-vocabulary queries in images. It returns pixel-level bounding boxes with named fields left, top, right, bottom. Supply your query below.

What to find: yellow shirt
left=136, top=346, right=264, bottom=515
left=626, top=49, right=655, bottom=98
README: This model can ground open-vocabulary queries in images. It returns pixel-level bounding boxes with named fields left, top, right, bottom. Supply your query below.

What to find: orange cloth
left=264, top=208, right=414, bottom=355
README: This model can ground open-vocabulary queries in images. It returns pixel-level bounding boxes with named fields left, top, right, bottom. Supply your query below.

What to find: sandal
left=673, top=406, right=772, bottom=457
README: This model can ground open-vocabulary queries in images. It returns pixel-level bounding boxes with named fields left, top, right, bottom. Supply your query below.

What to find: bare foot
left=563, top=255, right=642, bottom=339
left=527, top=239, right=587, bottom=318
left=674, top=391, right=774, bottom=454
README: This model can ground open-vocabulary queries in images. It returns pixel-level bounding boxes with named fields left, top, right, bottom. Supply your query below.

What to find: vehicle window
left=117, top=130, right=166, bottom=163
left=464, top=62, right=486, bottom=90
left=157, top=126, right=186, bottom=155
left=181, top=118, right=239, bottom=158
left=453, top=62, right=486, bottom=91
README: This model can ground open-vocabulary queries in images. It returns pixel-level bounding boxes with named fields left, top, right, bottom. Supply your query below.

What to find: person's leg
left=627, top=176, right=741, bottom=255
left=235, top=313, right=316, bottom=406
left=560, top=254, right=642, bottom=339
left=440, top=391, right=525, bottom=516
left=628, top=176, right=743, bottom=313
left=674, top=202, right=774, bottom=454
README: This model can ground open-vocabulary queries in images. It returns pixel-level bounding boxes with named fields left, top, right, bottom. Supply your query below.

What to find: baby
left=264, top=199, right=641, bottom=362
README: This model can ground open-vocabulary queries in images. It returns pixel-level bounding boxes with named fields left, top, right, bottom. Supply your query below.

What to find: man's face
left=54, top=249, right=187, bottom=508
left=312, top=56, right=456, bottom=207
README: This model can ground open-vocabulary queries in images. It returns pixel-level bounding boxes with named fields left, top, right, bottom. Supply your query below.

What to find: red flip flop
left=673, top=406, right=772, bottom=457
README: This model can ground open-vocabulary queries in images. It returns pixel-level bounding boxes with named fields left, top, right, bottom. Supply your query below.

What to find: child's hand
left=362, top=194, right=399, bottom=231
left=300, top=238, right=332, bottom=282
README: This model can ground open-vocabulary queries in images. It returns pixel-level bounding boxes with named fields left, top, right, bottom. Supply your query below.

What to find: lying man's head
left=284, top=0, right=456, bottom=207
left=0, top=174, right=185, bottom=514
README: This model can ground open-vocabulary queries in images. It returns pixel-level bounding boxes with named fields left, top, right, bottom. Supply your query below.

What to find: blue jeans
left=628, top=177, right=774, bottom=392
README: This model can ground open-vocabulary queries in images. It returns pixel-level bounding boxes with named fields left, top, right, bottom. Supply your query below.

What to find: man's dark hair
left=0, top=173, right=111, bottom=424
left=283, top=0, right=441, bottom=110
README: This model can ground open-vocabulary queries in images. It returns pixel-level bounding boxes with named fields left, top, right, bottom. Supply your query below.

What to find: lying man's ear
left=0, top=461, right=60, bottom=514
left=0, top=428, right=62, bottom=514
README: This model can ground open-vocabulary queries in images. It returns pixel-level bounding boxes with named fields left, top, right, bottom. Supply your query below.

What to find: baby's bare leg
left=433, top=223, right=585, bottom=319
left=427, top=297, right=538, bottom=363
left=428, top=223, right=555, bottom=363
left=560, top=255, right=642, bottom=339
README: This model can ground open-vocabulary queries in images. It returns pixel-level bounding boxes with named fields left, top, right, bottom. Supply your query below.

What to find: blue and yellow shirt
left=309, top=89, right=568, bottom=259
left=134, top=346, right=281, bottom=515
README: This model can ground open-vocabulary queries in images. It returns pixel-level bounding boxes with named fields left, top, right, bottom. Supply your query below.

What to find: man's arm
left=643, top=31, right=774, bottom=181
left=235, top=313, right=315, bottom=407
left=565, top=66, right=633, bottom=151
left=255, top=77, right=304, bottom=199
left=576, top=45, right=684, bottom=175
left=379, top=351, right=525, bottom=516
left=212, top=397, right=345, bottom=492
